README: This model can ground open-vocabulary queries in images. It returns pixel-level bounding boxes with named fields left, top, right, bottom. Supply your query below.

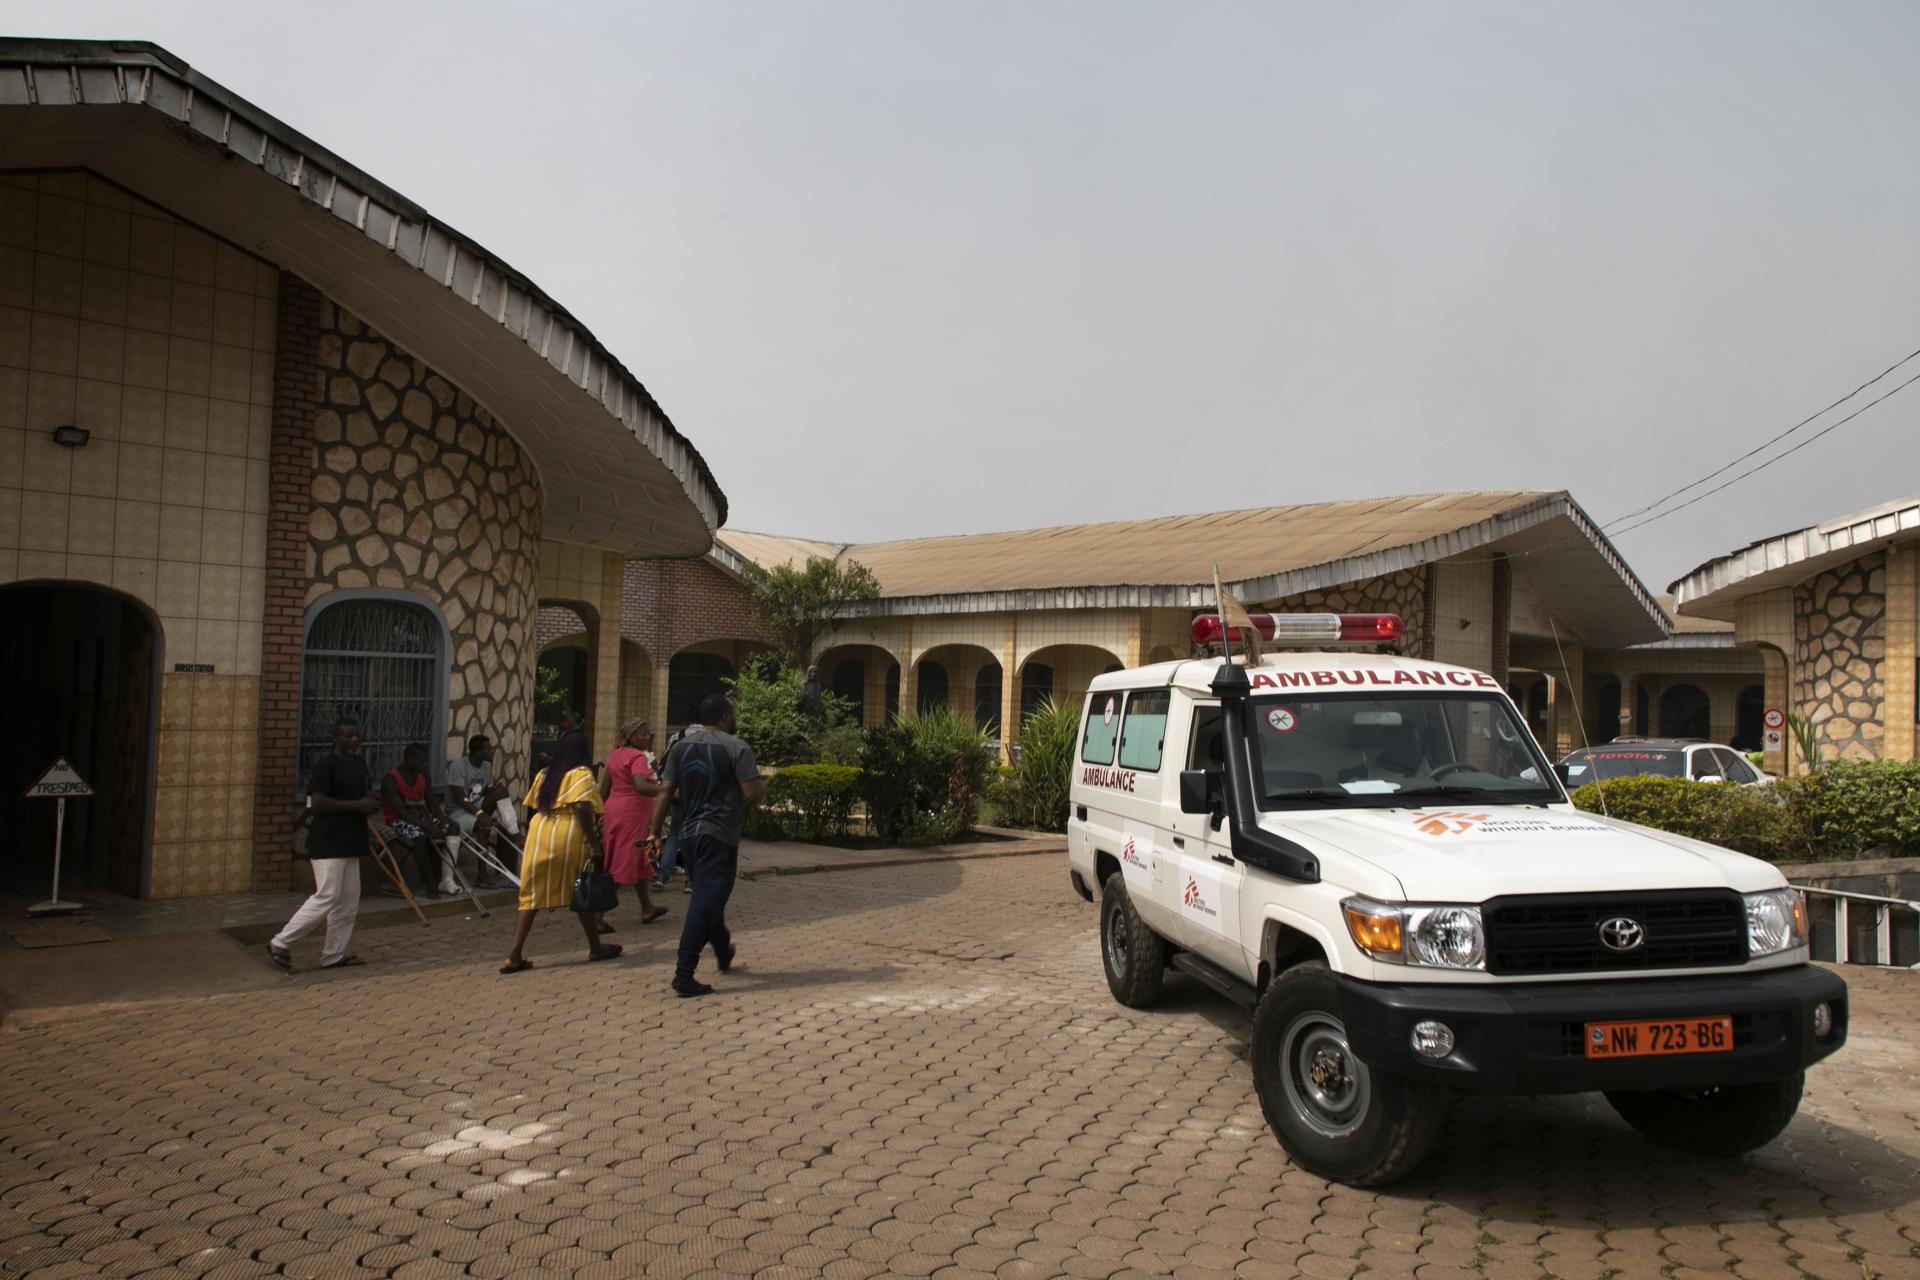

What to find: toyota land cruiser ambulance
left=1066, top=611, right=1846, bottom=1187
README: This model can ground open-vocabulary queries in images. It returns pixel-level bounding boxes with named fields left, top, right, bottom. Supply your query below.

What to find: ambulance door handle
left=1171, top=836, right=1185, bottom=849
left=1076, top=805, right=1087, bottom=821
left=1212, top=855, right=1235, bottom=866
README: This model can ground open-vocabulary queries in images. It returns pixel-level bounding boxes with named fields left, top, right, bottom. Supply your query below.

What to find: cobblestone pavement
left=2, top=855, right=1916, bottom=1279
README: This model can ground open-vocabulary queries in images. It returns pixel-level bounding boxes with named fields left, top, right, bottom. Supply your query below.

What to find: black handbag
left=570, top=857, right=618, bottom=914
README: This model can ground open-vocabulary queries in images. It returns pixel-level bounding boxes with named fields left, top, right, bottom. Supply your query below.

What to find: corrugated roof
left=726, top=491, right=1548, bottom=595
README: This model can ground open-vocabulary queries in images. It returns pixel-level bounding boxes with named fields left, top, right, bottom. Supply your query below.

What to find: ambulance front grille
left=1483, top=890, right=1748, bottom=976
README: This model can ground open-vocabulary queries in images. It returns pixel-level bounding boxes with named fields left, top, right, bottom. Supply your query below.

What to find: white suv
left=1065, top=615, right=1846, bottom=1186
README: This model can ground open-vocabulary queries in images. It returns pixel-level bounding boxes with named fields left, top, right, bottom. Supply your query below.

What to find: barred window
left=299, top=597, right=443, bottom=791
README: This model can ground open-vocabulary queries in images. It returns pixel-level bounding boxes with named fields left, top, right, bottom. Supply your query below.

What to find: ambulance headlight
left=1342, top=899, right=1485, bottom=969
left=1744, top=888, right=1808, bottom=957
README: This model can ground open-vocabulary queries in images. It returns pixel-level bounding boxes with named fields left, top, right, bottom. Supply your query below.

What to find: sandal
left=589, top=944, right=624, bottom=962
left=499, top=958, right=534, bottom=975
left=321, top=955, right=364, bottom=969
left=266, top=943, right=291, bottom=971
left=642, top=907, right=669, bottom=924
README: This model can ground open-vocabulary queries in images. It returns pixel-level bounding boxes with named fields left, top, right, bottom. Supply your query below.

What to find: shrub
left=855, top=708, right=995, bottom=845
left=765, top=763, right=861, bottom=842
left=1777, top=761, right=1920, bottom=859
left=1570, top=776, right=1796, bottom=861
left=994, top=696, right=1080, bottom=832
left=726, top=662, right=855, bottom=767
left=815, top=721, right=865, bottom=767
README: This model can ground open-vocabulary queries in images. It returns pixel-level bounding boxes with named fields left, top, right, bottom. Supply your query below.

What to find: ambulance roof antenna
left=1549, top=614, right=1608, bottom=819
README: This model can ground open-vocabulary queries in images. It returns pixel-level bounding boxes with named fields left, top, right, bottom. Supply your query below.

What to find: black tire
left=1099, top=876, right=1165, bottom=1008
left=1604, top=1073, right=1803, bottom=1157
left=1250, top=962, right=1447, bottom=1187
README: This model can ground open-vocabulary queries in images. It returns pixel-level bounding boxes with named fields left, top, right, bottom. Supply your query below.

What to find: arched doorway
left=975, top=663, right=1003, bottom=735
left=1591, top=677, right=1622, bottom=746
left=831, top=658, right=865, bottom=723
left=1734, top=684, right=1764, bottom=750
left=0, top=583, right=159, bottom=897
left=1660, top=683, right=1711, bottom=740
left=1020, top=663, right=1053, bottom=719
left=668, top=651, right=734, bottom=729
left=916, top=660, right=949, bottom=713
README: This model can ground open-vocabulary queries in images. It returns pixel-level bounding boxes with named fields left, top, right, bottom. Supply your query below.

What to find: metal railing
left=1795, top=885, right=1920, bottom=968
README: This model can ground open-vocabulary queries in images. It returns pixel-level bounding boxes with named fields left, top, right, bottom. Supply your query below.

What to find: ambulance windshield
left=1247, top=692, right=1560, bottom=809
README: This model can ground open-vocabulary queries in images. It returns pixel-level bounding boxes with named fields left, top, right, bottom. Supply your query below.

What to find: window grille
left=299, top=598, right=441, bottom=790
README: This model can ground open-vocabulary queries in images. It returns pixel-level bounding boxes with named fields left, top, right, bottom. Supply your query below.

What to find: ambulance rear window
left=1118, top=690, right=1171, bottom=771
left=1082, top=692, right=1121, bottom=764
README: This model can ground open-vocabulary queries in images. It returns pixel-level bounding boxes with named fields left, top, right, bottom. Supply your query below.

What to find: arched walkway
left=668, top=650, right=735, bottom=729
left=1660, top=683, right=1711, bottom=740
left=1016, top=644, right=1124, bottom=735
left=534, top=602, right=594, bottom=756
left=0, top=582, right=161, bottom=897
left=1734, top=683, right=1764, bottom=751
left=914, top=643, right=1001, bottom=728
left=814, top=642, right=899, bottom=728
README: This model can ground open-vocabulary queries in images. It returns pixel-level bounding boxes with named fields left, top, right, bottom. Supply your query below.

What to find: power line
left=1605, top=364, right=1920, bottom=538
left=1603, top=343, right=1920, bottom=530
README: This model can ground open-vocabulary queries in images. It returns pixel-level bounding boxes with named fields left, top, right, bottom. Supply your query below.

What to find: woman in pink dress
left=600, top=718, right=668, bottom=925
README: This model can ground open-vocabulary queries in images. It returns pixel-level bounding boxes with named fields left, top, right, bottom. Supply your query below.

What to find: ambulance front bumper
left=1334, top=965, right=1847, bottom=1093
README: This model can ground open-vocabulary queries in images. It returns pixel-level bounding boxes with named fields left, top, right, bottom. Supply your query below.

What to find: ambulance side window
left=1082, top=692, right=1121, bottom=765
left=1188, top=706, right=1225, bottom=770
left=1118, top=690, right=1171, bottom=771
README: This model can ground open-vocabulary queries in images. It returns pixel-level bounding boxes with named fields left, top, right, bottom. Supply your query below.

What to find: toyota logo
left=1597, top=916, right=1646, bottom=952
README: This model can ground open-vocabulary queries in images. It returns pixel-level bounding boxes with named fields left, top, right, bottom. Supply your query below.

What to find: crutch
left=365, top=821, right=430, bottom=926
left=459, top=827, right=521, bottom=889
left=437, top=829, right=491, bottom=917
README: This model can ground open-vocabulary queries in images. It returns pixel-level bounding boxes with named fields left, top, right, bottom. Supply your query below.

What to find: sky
left=27, top=1, right=1920, bottom=588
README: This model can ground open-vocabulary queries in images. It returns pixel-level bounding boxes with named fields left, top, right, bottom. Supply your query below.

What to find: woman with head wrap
left=599, top=716, right=668, bottom=925
left=499, top=729, right=620, bottom=973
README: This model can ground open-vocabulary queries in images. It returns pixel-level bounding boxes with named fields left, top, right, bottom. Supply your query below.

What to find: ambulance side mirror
left=1179, top=770, right=1211, bottom=814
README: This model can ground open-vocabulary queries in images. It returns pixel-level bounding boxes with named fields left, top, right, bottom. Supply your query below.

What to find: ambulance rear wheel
left=1250, top=962, right=1446, bottom=1187
left=1100, top=876, right=1164, bottom=1008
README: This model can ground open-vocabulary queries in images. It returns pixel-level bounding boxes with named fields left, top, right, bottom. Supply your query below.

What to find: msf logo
left=1412, top=809, right=1490, bottom=836
left=1183, top=877, right=1201, bottom=907
left=1121, top=834, right=1146, bottom=869
left=1181, top=876, right=1217, bottom=919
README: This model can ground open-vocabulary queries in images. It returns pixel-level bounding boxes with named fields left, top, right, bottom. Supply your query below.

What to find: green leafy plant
left=992, top=696, right=1080, bottom=833
left=764, top=764, right=862, bottom=841
left=532, top=663, right=582, bottom=735
left=739, top=555, right=882, bottom=669
left=1785, top=711, right=1821, bottom=775
left=1777, top=761, right=1920, bottom=859
left=852, top=707, right=995, bottom=845
left=725, top=662, right=855, bottom=767
left=1571, top=776, right=1796, bottom=860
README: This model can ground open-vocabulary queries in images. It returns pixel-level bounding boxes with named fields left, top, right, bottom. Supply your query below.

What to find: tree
left=741, top=555, right=882, bottom=668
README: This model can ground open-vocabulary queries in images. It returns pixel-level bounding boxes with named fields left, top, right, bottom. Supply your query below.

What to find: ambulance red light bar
left=1191, top=613, right=1406, bottom=646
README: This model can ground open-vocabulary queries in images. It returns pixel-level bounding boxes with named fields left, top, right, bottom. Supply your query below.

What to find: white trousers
left=272, top=858, right=361, bottom=964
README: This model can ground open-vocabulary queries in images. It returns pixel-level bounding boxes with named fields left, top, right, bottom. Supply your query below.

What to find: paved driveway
left=2, top=855, right=1915, bottom=1279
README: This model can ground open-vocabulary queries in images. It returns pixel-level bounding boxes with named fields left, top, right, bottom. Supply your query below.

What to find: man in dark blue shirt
left=647, top=693, right=764, bottom=997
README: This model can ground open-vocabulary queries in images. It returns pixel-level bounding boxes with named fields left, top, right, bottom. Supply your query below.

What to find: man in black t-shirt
left=269, top=717, right=379, bottom=971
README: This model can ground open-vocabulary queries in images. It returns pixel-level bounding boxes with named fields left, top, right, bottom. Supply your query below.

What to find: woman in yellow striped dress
left=500, top=729, right=621, bottom=973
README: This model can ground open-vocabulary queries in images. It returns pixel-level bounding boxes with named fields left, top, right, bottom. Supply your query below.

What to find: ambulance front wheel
left=1251, top=962, right=1447, bottom=1187
left=1100, top=875, right=1164, bottom=1008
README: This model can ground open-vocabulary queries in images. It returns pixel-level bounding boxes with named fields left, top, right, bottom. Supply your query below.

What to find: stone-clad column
left=1884, top=542, right=1917, bottom=761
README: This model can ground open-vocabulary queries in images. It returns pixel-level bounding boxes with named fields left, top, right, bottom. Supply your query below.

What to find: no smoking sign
left=1267, top=707, right=1297, bottom=733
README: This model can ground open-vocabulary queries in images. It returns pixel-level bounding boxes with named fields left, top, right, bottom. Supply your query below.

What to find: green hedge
left=763, top=764, right=861, bottom=842
left=1569, top=777, right=1795, bottom=860
left=1571, top=761, right=1920, bottom=862
left=1782, top=761, right=1920, bottom=858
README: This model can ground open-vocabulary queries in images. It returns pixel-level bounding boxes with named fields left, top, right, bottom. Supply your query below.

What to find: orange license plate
left=1585, top=1015, right=1734, bottom=1059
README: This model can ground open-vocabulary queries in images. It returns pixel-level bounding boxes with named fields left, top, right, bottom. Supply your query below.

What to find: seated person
left=446, top=734, right=512, bottom=887
left=380, top=743, right=458, bottom=896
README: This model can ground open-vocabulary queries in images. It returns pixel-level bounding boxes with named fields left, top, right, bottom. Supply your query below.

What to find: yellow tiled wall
left=2, top=172, right=277, bottom=897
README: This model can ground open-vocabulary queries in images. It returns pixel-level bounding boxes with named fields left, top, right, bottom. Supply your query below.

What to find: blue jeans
left=675, top=834, right=737, bottom=984
left=656, top=819, right=682, bottom=882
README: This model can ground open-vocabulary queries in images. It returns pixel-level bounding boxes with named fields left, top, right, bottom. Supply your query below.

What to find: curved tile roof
left=0, top=38, right=725, bottom=556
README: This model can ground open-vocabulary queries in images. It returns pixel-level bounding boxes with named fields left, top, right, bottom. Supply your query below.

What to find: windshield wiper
left=1267, top=789, right=1354, bottom=805
left=1392, top=784, right=1546, bottom=804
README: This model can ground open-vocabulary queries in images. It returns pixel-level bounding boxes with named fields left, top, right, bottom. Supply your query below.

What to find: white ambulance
left=1065, top=612, right=1846, bottom=1187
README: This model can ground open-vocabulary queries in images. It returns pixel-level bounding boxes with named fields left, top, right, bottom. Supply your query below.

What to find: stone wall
left=1794, top=552, right=1886, bottom=762
left=307, top=302, right=543, bottom=769
left=1263, top=570, right=1428, bottom=657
